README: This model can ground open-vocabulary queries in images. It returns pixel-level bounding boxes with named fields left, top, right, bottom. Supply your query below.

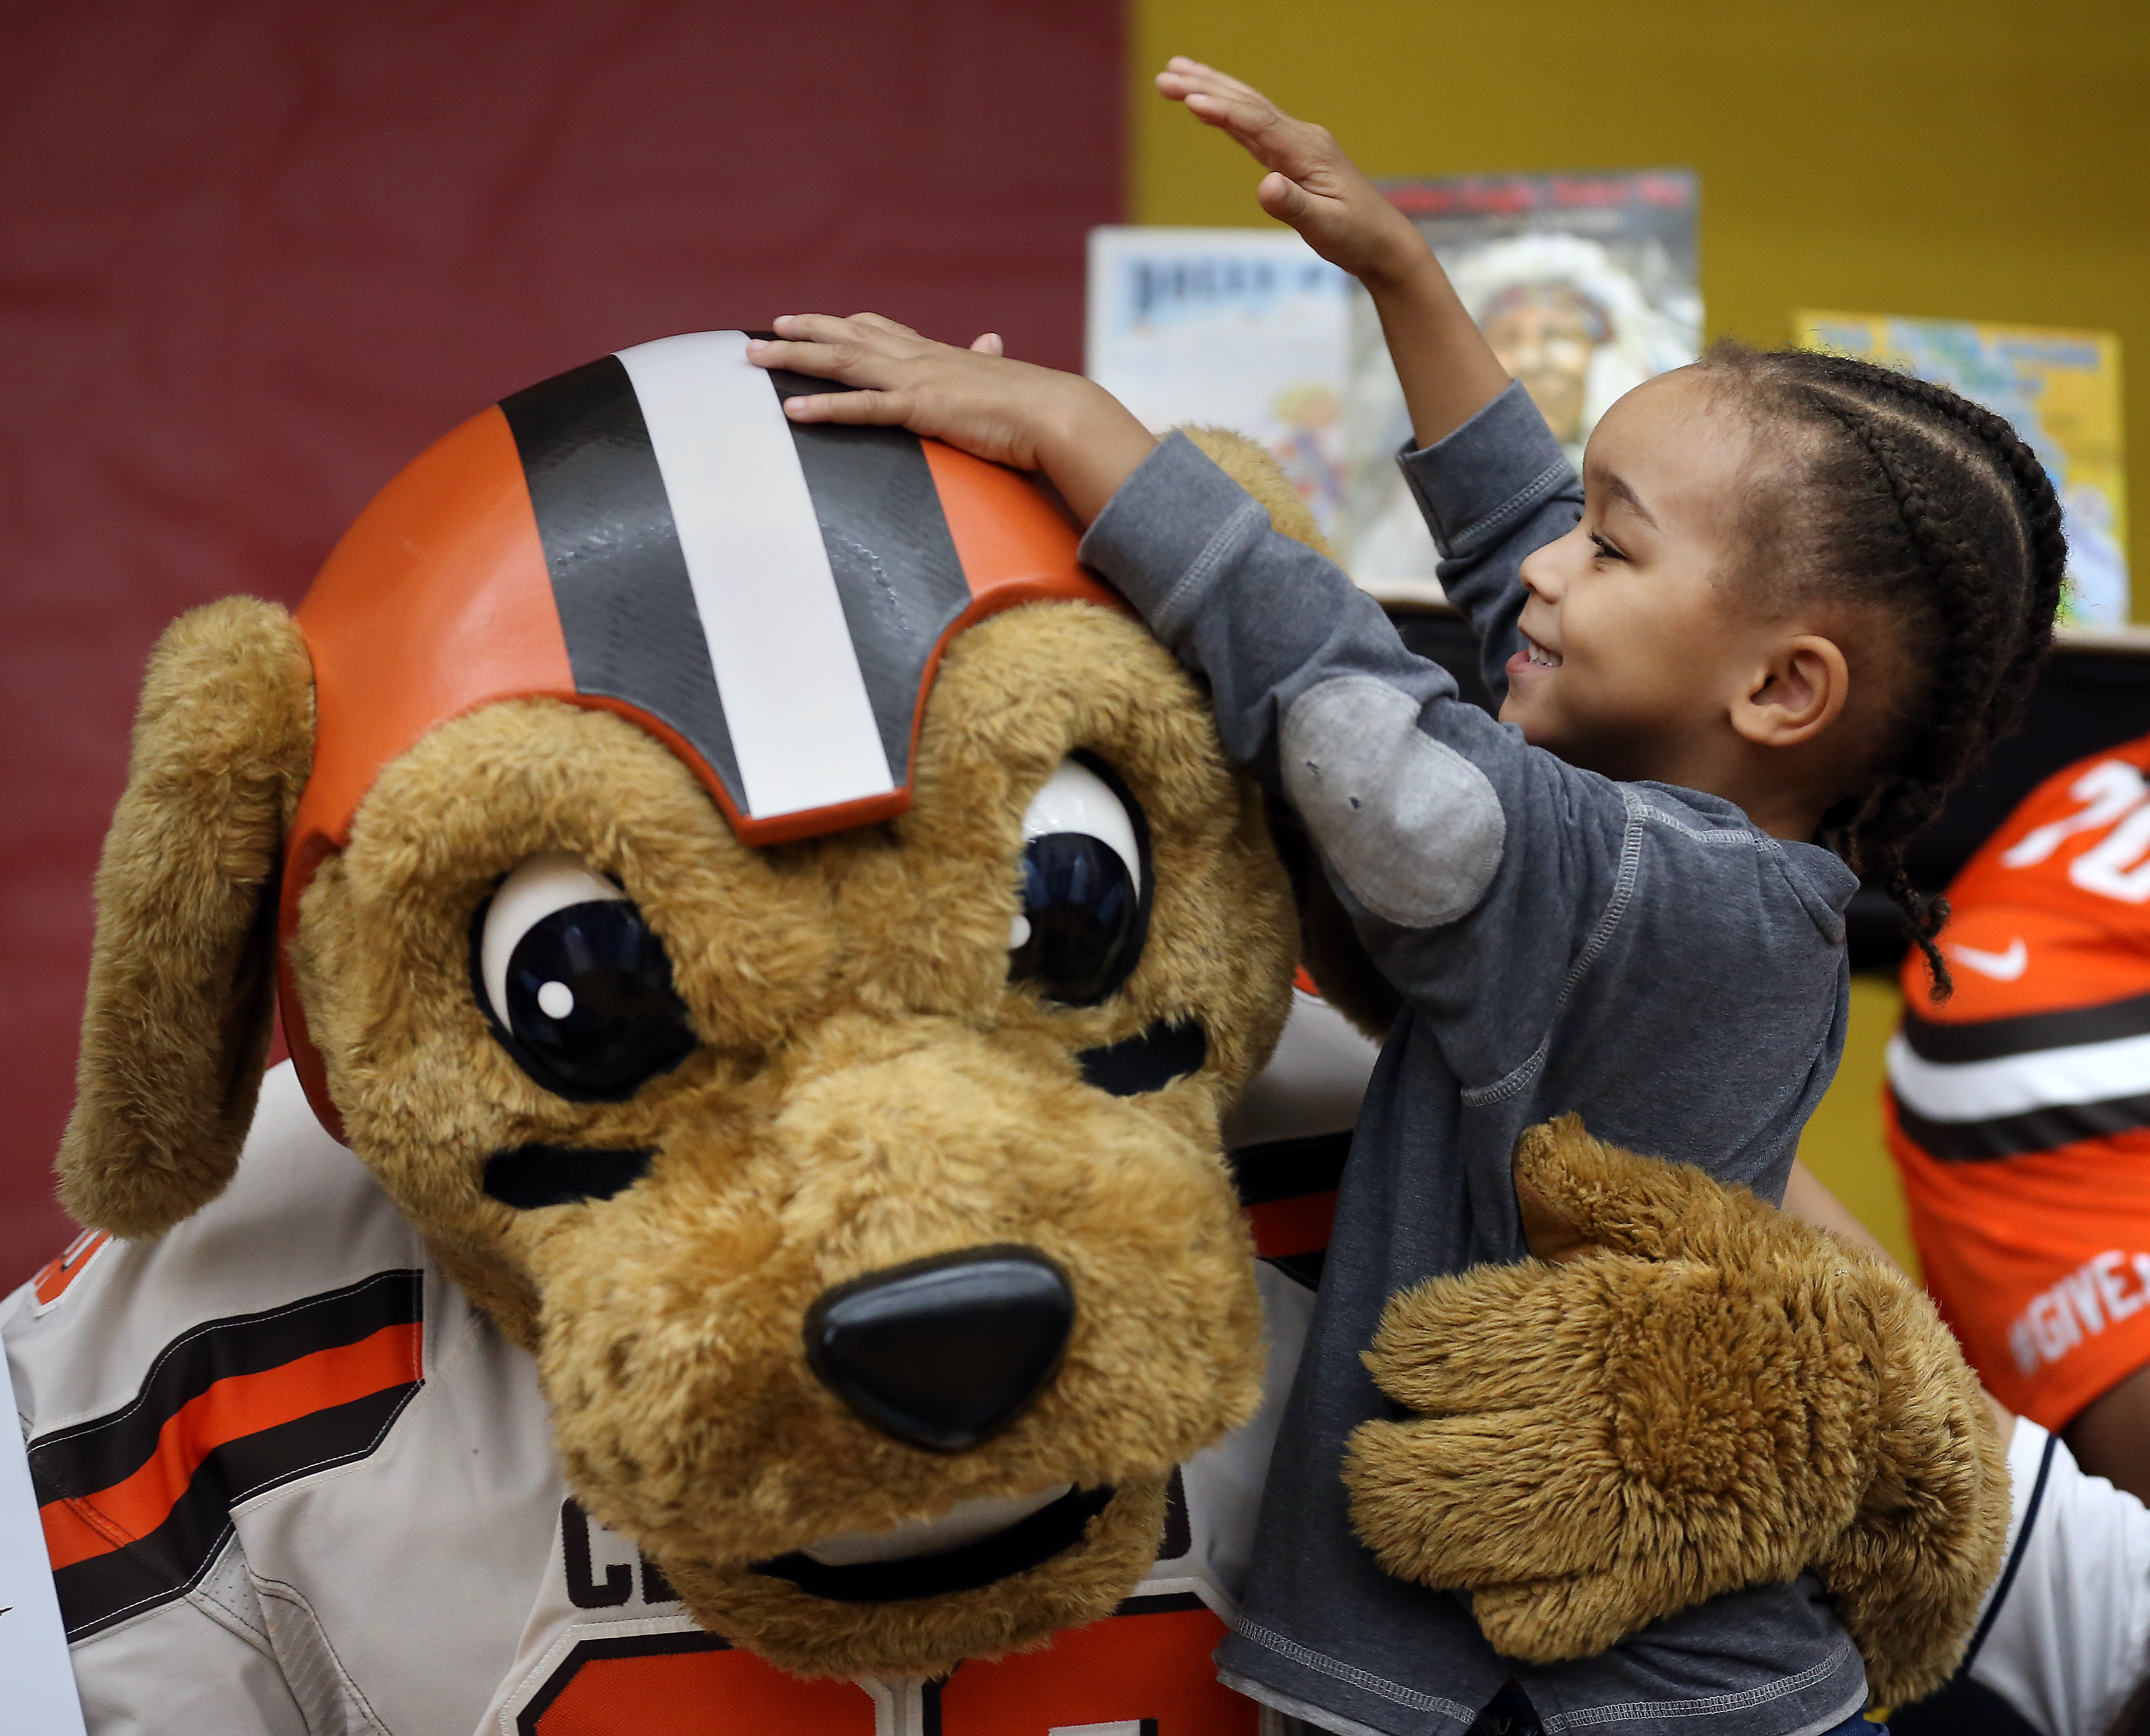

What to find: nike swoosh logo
left=1948, top=938, right=2028, bottom=981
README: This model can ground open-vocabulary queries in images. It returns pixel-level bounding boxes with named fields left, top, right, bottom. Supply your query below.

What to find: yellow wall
left=1128, top=0, right=2150, bottom=609
left=1128, top=0, right=2146, bottom=1264
left=1797, top=978, right=1919, bottom=1274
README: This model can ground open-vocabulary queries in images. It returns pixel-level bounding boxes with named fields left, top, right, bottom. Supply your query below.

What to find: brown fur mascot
left=4, top=332, right=2001, bottom=1733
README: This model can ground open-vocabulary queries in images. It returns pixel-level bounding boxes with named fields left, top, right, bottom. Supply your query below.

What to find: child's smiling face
left=1502, top=367, right=1786, bottom=787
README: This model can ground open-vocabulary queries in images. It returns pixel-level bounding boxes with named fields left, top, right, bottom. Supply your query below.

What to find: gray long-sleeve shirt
left=1076, top=382, right=1868, bottom=1736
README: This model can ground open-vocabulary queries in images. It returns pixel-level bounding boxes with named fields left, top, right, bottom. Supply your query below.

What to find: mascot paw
left=1344, top=1115, right=2008, bottom=1673
left=1466, top=1575, right=1667, bottom=1665
left=1344, top=1246, right=1872, bottom=1657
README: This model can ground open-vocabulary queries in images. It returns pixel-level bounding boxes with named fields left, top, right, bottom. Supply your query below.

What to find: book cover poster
left=1795, top=312, right=2129, bottom=627
left=1344, top=170, right=1701, bottom=591
left=1087, top=227, right=1351, bottom=533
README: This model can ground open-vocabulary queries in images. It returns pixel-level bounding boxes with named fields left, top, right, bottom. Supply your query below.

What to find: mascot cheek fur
left=23, top=330, right=2005, bottom=1721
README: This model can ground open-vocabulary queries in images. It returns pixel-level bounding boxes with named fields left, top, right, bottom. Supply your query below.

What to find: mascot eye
left=1008, top=754, right=1151, bottom=1007
left=475, top=852, right=696, bottom=1101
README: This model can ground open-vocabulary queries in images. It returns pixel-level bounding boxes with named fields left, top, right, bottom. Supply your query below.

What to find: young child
left=746, top=63, right=2065, bottom=1736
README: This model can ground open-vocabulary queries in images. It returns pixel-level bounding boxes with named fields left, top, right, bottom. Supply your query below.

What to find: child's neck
left=1596, top=738, right=1834, bottom=846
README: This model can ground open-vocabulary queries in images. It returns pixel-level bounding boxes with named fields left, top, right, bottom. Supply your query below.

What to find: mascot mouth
left=752, top=1483, right=1116, bottom=1602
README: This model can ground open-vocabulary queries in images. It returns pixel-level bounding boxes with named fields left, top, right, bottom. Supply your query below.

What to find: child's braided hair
left=1702, top=341, right=2068, bottom=999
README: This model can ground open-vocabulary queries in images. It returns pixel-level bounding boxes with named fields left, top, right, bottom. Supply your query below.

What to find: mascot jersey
left=5, top=987, right=1373, bottom=1736
left=1886, top=733, right=2150, bottom=1428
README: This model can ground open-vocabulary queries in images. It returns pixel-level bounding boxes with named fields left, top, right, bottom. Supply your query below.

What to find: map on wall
left=1086, top=227, right=1352, bottom=535
left=1343, top=169, right=1702, bottom=593
left=1796, top=312, right=2129, bottom=628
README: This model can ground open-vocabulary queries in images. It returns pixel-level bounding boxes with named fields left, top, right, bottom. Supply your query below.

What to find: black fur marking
left=1076, top=1020, right=1206, bottom=1097
left=483, top=1145, right=655, bottom=1209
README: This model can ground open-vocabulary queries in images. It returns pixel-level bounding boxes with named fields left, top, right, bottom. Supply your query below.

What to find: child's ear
left=58, top=598, right=315, bottom=1239
left=1732, top=633, right=1850, bottom=748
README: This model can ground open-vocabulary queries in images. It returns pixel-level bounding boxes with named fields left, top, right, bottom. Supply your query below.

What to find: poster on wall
left=1794, top=312, right=2129, bottom=628
left=1342, top=169, right=1702, bottom=593
left=1086, top=227, right=1351, bottom=534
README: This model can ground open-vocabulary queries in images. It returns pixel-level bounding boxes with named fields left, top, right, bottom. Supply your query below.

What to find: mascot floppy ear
left=1176, top=426, right=1402, bottom=1042
left=58, top=597, right=315, bottom=1239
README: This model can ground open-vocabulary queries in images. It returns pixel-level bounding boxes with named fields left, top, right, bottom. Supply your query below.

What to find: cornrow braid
left=1702, top=342, right=2068, bottom=998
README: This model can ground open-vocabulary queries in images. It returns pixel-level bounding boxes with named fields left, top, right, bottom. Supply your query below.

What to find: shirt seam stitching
left=1152, top=498, right=1269, bottom=639
left=1634, top=801, right=1777, bottom=850
left=1231, top=1617, right=1479, bottom=1723
left=1462, top=784, right=1646, bottom=1107
left=1537, top=1644, right=1859, bottom=1729
left=1424, top=457, right=1575, bottom=554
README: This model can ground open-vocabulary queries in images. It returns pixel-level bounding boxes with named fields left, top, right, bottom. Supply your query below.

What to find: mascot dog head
left=57, top=331, right=1308, bottom=1678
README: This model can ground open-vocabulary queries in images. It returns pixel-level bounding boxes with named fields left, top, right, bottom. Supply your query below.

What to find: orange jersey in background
left=1888, top=736, right=2150, bottom=1427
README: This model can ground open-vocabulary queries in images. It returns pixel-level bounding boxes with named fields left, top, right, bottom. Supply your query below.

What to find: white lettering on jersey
left=2073, top=804, right=2150, bottom=903
left=2008, top=1250, right=2150, bottom=1374
left=2002, top=759, right=2149, bottom=870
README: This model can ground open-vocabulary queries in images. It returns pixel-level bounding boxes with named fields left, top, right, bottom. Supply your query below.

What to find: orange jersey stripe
left=41, top=1320, right=422, bottom=1571
left=1245, top=1191, right=1338, bottom=1260
left=1889, top=1093, right=2150, bottom=1424
left=32, top=1230, right=109, bottom=1309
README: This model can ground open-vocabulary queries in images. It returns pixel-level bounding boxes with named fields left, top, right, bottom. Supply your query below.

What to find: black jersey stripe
left=28, top=1269, right=422, bottom=1502
left=1893, top=1087, right=2150, bottom=1161
left=498, top=355, right=748, bottom=813
left=760, top=359, right=971, bottom=786
left=1902, top=988, right=2150, bottom=1064
left=1263, top=1250, right=1327, bottom=1290
left=1229, top=1129, right=1353, bottom=1206
left=50, top=1381, right=422, bottom=1640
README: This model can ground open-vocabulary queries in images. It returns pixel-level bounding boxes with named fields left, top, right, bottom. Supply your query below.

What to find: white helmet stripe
left=614, top=331, right=895, bottom=819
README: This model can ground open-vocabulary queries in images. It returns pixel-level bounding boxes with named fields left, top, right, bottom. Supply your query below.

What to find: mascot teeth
left=800, top=1483, right=1075, bottom=1566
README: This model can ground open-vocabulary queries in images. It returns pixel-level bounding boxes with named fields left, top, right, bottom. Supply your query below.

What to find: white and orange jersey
left=5, top=995, right=1378, bottom=1736
left=1886, top=735, right=2150, bottom=1427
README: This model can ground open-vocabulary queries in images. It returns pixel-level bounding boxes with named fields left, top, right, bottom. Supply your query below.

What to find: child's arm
left=1155, top=59, right=1508, bottom=451
left=1156, top=60, right=1576, bottom=702
left=755, top=319, right=1626, bottom=1079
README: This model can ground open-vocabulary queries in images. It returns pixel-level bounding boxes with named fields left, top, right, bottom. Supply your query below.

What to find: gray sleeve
left=1396, top=379, right=1584, bottom=708
left=1079, top=431, right=1631, bottom=1084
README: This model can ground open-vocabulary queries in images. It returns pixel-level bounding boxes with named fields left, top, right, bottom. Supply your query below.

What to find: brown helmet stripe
left=762, top=356, right=973, bottom=784
left=499, top=353, right=747, bottom=808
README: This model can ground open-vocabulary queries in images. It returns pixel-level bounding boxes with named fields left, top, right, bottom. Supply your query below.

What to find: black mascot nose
left=804, top=1246, right=1074, bottom=1452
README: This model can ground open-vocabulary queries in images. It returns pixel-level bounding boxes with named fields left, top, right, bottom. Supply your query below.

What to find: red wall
left=0, top=1, right=1123, bottom=1285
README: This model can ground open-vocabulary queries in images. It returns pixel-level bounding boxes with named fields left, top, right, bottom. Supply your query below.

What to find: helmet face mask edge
left=274, top=331, right=1121, bottom=1135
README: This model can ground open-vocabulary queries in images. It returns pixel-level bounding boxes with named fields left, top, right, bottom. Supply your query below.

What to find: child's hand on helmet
left=749, top=314, right=1156, bottom=524
left=1155, top=58, right=1430, bottom=289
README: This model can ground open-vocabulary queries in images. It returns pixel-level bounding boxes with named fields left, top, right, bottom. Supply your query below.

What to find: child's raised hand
left=1155, top=57, right=1428, bottom=287
left=750, top=314, right=1156, bottom=524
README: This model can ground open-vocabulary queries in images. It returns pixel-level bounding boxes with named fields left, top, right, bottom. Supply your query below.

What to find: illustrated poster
left=1086, top=227, right=1352, bottom=535
left=1343, top=170, right=1701, bottom=592
left=1795, top=312, right=2129, bottom=628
